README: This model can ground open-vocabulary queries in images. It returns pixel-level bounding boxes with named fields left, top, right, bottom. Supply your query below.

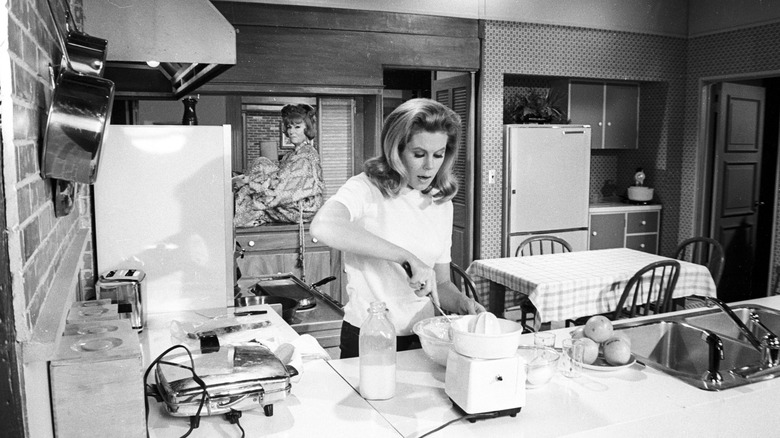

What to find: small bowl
left=450, top=315, right=524, bottom=359
left=413, top=316, right=460, bottom=367
left=517, top=346, right=560, bottom=388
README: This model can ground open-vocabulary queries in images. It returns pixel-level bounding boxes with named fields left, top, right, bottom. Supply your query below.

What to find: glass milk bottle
left=359, top=301, right=396, bottom=400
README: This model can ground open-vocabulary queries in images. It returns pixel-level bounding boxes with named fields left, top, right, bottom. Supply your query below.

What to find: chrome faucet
left=697, top=295, right=780, bottom=368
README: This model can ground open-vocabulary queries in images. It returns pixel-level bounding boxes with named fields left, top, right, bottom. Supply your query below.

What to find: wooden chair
left=514, top=235, right=573, bottom=257
left=568, top=260, right=681, bottom=325
left=675, top=237, right=725, bottom=286
left=450, top=262, right=480, bottom=304
left=507, top=236, right=573, bottom=331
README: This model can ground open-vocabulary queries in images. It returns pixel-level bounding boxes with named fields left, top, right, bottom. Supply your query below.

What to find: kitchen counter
left=589, top=202, right=662, bottom=213
left=142, top=297, right=780, bottom=437
left=141, top=305, right=398, bottom=437
left=329, top=295, right=780, bottom=437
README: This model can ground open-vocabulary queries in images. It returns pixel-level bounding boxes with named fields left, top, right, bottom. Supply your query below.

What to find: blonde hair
left=364, top=98, right=460, bottom=203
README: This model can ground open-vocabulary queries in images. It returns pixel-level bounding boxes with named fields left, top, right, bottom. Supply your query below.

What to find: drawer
left=626, top=211, right=659, bottom=234
left=626, top=234, right=657, bottom=254
left=236, top=230, right=326, bottom=253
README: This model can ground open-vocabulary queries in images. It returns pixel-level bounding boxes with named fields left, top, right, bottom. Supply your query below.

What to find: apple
left=584, top=315, right=614, bottom=343
left=603, top=337, right=632, bottom=365
left=576, top=337, right=599, bottom=365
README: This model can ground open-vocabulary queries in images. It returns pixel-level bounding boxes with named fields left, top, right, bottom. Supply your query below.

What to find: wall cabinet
left=555, top=80, right=640, bottom=149
left=235, top=224, right=345, bottom=304
left=589, top=205, right=661, bottom=254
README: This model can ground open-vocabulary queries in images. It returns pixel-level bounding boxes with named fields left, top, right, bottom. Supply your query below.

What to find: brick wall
left=245, top=111, right=283, bottom=163
left=3, top=0, right=94, bottom=337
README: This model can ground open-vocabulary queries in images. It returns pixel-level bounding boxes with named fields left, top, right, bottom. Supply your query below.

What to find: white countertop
left=589, top=202, right=662, bottom=213
left=141, top=305, right=398, bottom=437
left=142, top=298, right=780, bottom=437
left=329, top=296, right=780, bottom=437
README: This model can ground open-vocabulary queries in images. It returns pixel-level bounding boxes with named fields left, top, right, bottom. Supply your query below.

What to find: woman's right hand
left=402, top=258, right=437, bottom=301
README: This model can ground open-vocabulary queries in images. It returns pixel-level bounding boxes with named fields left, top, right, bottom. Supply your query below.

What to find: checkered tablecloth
left=466, top=248, right=718, bottom=323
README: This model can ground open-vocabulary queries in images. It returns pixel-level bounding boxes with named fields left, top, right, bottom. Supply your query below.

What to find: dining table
left=466, top=248, right=718, bottom=326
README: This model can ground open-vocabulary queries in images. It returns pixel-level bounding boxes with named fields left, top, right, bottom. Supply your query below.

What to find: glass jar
left=359, top=301, right=396, bottom=400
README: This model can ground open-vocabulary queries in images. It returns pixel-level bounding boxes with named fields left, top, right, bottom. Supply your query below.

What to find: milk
left=359, top=363, right=396, bottom=400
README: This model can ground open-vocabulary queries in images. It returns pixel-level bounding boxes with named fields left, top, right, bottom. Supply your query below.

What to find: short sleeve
left=325, top=174, right=374, bottom=222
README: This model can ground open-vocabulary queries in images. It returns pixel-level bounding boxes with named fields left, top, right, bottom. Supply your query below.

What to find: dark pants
left=339, top=321, right=421, bottom=359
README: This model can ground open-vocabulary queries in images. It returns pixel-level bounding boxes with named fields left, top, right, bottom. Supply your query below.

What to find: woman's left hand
left=454, top=293, right=486, bottom=315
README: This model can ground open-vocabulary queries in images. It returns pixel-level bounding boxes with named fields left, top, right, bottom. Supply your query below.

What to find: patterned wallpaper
left=482, top=19, right=780, bottom=296
left=481, top=21, right=687, bottom=260
left=687, top=22, right=780, bottom=295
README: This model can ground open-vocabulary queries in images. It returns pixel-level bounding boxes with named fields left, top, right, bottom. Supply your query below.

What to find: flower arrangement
left=505, top=88, right=568, bottom=124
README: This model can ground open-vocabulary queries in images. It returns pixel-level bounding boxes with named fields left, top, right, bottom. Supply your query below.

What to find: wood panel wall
left=203, top=2, right=481, bottom=93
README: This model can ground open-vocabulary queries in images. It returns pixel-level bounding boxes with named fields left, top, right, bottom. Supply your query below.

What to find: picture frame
left=280, top=122, right=294, bottom=149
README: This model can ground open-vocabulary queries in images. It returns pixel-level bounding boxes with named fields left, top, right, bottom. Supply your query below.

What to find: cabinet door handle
left=598, top=122, right=603, bottom=127
left=592, top=231, right=598, bottom=236
left=248, top=240, right=255, bottom=247
left=641, top=220, right=646, bottom=226
left=640, top=243, right=646, bottom=248
left=607, top=121, right=612, bottom=126
left=312, top=237, right=318, bottom=243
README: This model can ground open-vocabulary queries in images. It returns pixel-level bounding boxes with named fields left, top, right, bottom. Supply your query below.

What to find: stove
left=238, top=276, right=344, bottom=351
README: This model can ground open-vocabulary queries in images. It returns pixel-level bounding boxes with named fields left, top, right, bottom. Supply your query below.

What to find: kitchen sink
left=616, top=319, right=765, bottom=390
left=683, top=304, right=780, bottom=345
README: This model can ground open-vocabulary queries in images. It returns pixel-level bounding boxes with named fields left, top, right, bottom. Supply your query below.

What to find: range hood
left=82, top=0, right=236, bottom=100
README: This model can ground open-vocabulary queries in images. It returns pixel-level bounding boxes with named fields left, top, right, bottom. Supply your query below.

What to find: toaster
left=96, top=269, right=146, bottom=331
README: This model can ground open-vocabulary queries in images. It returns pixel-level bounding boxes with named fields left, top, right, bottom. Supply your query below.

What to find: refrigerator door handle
left=563, top=130, right=586, bottom=135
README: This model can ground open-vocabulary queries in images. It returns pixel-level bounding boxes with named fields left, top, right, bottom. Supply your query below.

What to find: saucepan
left=63, top=5, right=107, bottom=77
left=41, top=0, right=114, bottom=184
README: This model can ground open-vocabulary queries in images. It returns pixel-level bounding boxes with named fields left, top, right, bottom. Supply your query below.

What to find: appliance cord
left=413, top=413, right=476, bottom=437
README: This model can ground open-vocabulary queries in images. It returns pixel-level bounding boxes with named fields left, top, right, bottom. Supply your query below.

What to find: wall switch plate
left=488, top=169, right=496, bottom=184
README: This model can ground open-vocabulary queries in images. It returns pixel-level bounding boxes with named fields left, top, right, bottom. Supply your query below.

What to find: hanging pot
left=41, top=68, right=115, bottom=184
left=41, top=0, right=114, bottom=184
left=65, top=30, right=107, bottom=77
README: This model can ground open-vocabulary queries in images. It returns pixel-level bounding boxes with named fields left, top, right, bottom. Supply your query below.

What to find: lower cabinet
left=235, top=224, right=346, bottom=305
left=589, top=205, right=661, bottom=254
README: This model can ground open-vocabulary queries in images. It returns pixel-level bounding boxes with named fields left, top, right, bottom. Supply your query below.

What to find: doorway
left=698, top=75, right=780, bottom=301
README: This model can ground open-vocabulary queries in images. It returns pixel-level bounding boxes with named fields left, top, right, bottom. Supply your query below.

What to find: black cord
left=225, top=410, right=245, bottom=438
left=143, top=345, right=209, bottom=438
left=414, top=413, right=475, bottom=437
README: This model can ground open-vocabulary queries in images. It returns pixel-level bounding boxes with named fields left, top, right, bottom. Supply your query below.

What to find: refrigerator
left=503, top=125, right=591, bottom=254
left=94, top=125, right=234, bottom=314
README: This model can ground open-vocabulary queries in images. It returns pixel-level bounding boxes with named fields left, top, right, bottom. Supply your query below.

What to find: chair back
left=515, top=235, right=573, bottom=257
left=614, top=260, right=681, bottom=319
left=674, top=237, right=725, bottom=286
left=450, top=262, right=479, bottom=304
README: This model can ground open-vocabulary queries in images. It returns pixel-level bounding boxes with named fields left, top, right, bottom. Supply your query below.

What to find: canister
left=96, top=269, right=146, bottom=331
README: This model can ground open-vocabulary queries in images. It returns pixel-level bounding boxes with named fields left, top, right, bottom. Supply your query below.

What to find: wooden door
left=711, top=82, right=765, bottom=302
left=432, top=73, right=474, bottom=269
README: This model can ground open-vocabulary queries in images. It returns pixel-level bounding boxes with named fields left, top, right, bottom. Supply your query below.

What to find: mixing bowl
left=517, top=346, right=560, bottom=388
left=413, top=316, right=460, bottom=367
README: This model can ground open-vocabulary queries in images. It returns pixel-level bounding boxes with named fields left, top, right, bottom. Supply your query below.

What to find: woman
left=310, top=98, right=485, bottom=359
left=234, top=103, right=325, bottom=227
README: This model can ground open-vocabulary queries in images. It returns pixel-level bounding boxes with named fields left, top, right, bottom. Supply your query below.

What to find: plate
left=582, top=354, right=636, bottom=371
